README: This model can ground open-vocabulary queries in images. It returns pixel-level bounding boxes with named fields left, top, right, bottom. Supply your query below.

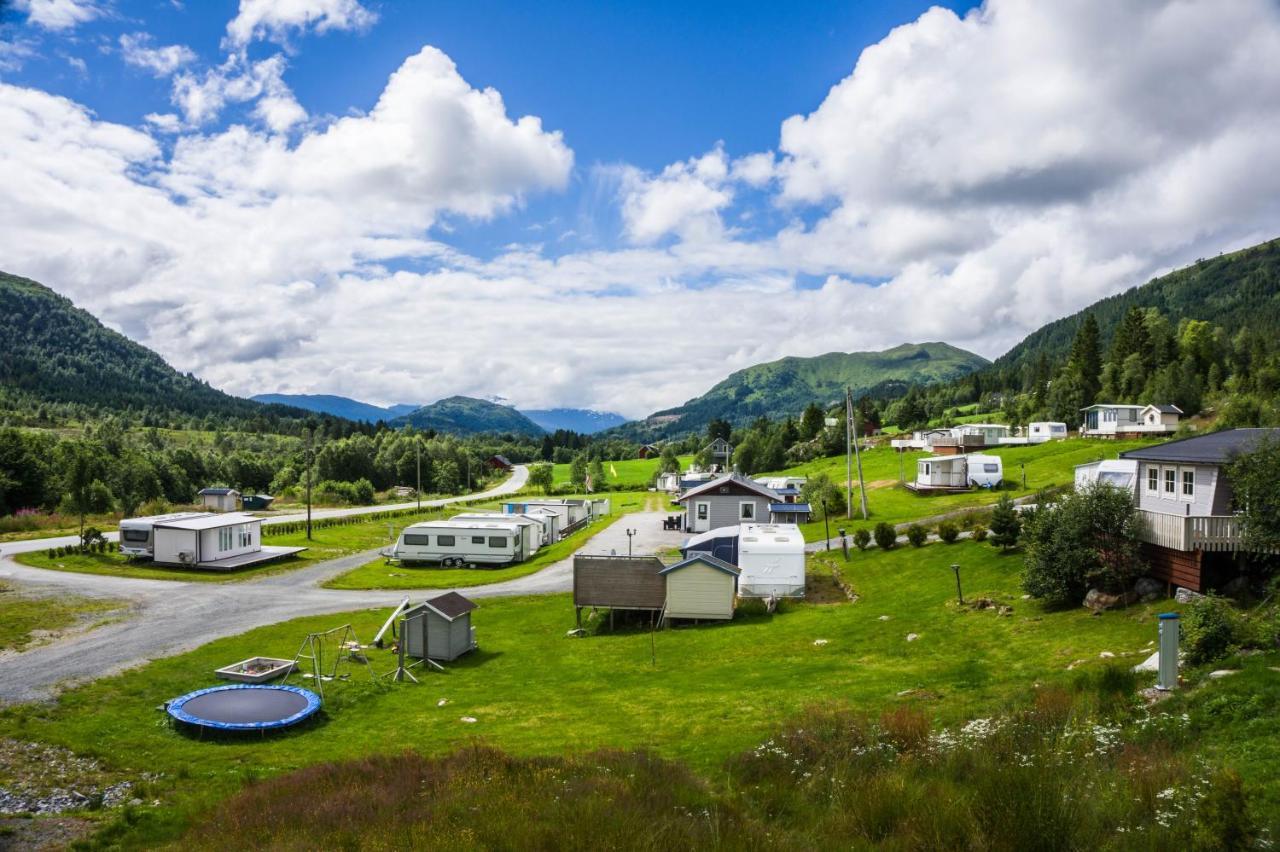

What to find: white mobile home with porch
left=150, top=512, right=304, bottom=569
left=1080, top=404, right=1182, bottom=438
left=118, top=511, right=213, bottom=557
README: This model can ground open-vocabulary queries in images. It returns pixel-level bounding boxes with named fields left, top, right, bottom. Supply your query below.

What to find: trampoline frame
left=166, top=683, right=322, bottom=732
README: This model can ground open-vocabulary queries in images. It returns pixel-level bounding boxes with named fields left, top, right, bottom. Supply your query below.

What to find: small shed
left=912, top=455, right=969, bottom=491
left=638, top=444, right=660, bottom=459
left=197, top=487, right=240, bottom=512
left=403, top=592, right=477, bottom=662
left=487, top=455, right=514, bottom=471
left=573, top=555, right=667, bottom=626
left=660, top=555, right=739, bottom=621
left=240, top=494, right=274, bottom=511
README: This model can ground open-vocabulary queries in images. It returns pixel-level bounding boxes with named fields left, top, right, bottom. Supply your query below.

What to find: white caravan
left=737, top=523, right=806, bottom=598
left=966, top=453, right=1004, bottom=488
left=450, top=512, right=542, bottom=554
left=391, top=519, right=526, bottom=567
left=118, top=511, right=214, bottom=557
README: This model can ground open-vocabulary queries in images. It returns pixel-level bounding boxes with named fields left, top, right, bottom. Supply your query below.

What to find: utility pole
left=305, top=423, right=314, bottom=540
left=845, top=390, right=853, bottom=521
left=847, top=387, right=869, bottom=520
left=416, top=440, right=422, bottom=512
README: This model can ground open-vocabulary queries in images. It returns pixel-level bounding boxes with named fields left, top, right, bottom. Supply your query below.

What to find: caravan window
left=472, top=536, right=486, bottom=544
left=403, top=534, right=430, bottom=546
left=121, top=529, right=149, bottom=543
left=437, top=535, right=456, bottom=547
left=488, top=536, right=506, bottom=548
left=983, top=463, right=999, bottom=473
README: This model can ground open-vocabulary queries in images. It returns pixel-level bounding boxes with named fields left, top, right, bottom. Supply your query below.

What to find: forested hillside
left=392, top=396, right=545, bottom=437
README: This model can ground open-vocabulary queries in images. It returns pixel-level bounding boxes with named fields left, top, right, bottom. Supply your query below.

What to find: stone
left=1083, top=588, right=1138, bottom=612
left=906, top=633, right=919, bottom=642
left=460, top=716, right=478, bottom=723
left=1134, top=577, right=1164, bottom=603
left=813, top=639, right=829, bottom=646
left=1208, top=669, right=1240, bottom=679
left=1175, top=587, right=1205, bottom=604
left=1099, top=651, right=1115, bottom=659
left=1132, top=651, right=1160, bottom=673
left=878, top=615, right=891, bottom=621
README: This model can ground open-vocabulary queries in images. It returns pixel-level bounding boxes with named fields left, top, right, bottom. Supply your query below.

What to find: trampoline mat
left=168, top=685, right=321, bottom=730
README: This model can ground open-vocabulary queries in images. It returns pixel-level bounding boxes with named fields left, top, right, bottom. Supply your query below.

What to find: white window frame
left=1145, top=465, right=1159, bottom=495
left=218, top=527, right=233, bottom=551
left=1162, top=466, right=1177, bottom=500
left=237, top=524, right=253, bottom=548
left=1180, top=467, right=1195, bottom=501
left=695, top=502, right=709, bottom=521
left=739, top=500, right=756, bottom=521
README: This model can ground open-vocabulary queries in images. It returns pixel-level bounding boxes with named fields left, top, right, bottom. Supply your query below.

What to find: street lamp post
left=951, top=563, right=963, bottom=605
left=626, top=528, right=636, bottom=558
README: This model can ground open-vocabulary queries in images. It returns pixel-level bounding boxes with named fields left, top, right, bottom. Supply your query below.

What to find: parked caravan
left=391, top=519, right=526, bottom=567
left=118, top=511, right=214, bottom=557
left=1074, top=459, right=1138, bottom=492
left=737, top=523, right=806, bottom=598
left=681, top=526, right=741, bottom=565
left=525, top=507, right=562, bottom=543
left=966, top=453, right=1004, bottom=488
left=1027, top=422, right=1068, bottom=443
left=451, top=512, right=541, bottom=554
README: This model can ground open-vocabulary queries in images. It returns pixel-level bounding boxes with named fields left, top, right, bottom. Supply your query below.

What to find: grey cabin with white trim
left=675, top=473, right=779, bottom=533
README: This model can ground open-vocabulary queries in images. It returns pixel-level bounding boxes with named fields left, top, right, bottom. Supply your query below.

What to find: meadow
left=549, top=454, right=693, bottom=489
left=0, top=581, right=126, bottom=653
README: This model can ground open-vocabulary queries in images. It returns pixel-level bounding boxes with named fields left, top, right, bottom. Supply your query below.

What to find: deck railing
left=1138, top=510, right=1243, bottom=552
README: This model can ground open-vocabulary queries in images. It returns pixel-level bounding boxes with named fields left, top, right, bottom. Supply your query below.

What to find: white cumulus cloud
left=224, top=0, right=377, bottom=48
left=15, top=0, right=102, bottom=31
left=120, top=33, right=196, bottom=77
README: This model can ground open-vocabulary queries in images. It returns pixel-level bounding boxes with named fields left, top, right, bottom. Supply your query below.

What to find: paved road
left=0, top=466, right=529, bottom=557
left=0, top=507, right=682, bottom=704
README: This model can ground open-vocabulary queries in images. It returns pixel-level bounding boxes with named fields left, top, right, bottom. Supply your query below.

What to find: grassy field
left=0, top=537, right=1198, bottom=846
left=323, top=491, right=661, bottom=590
left=0, top=581, right=126, bottom=652
left=773, top=438, right=1152, bottom=540
left=549, top=454, right=693, bottom=489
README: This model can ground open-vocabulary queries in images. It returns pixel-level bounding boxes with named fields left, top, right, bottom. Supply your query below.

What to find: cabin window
left=472, top=536, right=486, bottom=544
left=437, top=535, right=456, bottom=547
left=1145, top=466, right=1159, bottom=494
left=218, top=527, right=233, bottom=551
left=1163, top=468, right=1176, bottom=498
left=237, top=524, right=253, bottom=548
left=923, top=462, right=931, bottom=476
left=696, top=504, right=709, bottom=520
left=121, top=529, right=149, bottom=543
left=1181, top=469, right=1195, bottom=499
left=403, top=534, right=430, bottom=546
left=740, top=502, right=756, bottom=520
left=488, top=537, right=506, bottom=548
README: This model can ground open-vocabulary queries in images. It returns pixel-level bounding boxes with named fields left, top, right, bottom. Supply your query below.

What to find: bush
left=971, top=524, right=988, bottom=542
left=873, top=522, right=897, bottom=550
left=906, top=524, right=928, bottom=547
left=1183, top=595, right=1241, bottom=666
left=937, top=522, right=959, bottom=544
left=852, top=528, right=871, bottom=551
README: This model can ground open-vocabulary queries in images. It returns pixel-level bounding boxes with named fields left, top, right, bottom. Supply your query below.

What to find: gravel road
left=0, top=505, right=683, bottom=705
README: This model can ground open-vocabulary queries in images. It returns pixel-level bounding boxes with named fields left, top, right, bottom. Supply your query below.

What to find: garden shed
left=573, top=554, right=666, bottom=626
left=197, top=487, right=240, bottom=511
left=660, top=555, right=739, bottom=621
left=403, top=592, right=478, bottom=662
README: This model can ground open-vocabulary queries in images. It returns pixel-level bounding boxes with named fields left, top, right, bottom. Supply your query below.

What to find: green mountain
left=251, top=394, right=421, bottom=423
left=984, top=238, right=1280, bottom=387
left=625, top=342, right=989, bottom=438
left=0, top=271, right=323, bottom=424
left=392, top=396, right=545, bottom=437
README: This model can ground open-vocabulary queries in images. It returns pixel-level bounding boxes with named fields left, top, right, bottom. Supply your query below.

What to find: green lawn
left=0, top=581, right=125, bottom=652
left=323, top=491, right=662, bottom=590
left=773, top=438, right=1153, bottom=540
left=550, top=455, right=692, bottom=488
left=0, top=538, right=1186, bottom=846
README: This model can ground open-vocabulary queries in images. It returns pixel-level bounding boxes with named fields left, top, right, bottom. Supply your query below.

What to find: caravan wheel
left=441, top=557, right=455, bottom=568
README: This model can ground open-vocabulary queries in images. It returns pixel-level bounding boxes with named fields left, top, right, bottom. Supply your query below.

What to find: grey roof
left=1153, top=404, right=1184, bottom=414
left=676, top=472, right=779, bottom=503
left=421, top=592, right=477, bottom=621
left=1120, top=428, right=1280, bottom=464
left=154, top=512, right=259, bottom=531
left=660, top=554, right=741, bottom=577
left=198, top=487, right=238, bottom=496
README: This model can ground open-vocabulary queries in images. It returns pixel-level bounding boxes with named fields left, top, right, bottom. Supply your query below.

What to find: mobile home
left=737, top=523, right=806, bottom=598
left=1080, top=404, right=1182, bottom=438
left=391, top=519, right=526, bottom=567
left=1027, top=421, right=1068, bottom=443
left=118, top=511, right=213, bottom=558
left=675, top=473, right=780, bottom=533
left=910, top=453, right=1003, bottom=491
left=966, top=453, right=1004, bottom=488
left=150, top=512, right=304, bottom=569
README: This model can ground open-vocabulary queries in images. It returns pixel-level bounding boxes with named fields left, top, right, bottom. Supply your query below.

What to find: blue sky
left=1, top=0, right=1278, bottom=416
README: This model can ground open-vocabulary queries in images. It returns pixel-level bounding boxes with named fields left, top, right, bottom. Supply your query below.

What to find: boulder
left=1083, top=588, right=1138, bottom=612
left=1134, top=577, right=1164, bottom=603
left=906, top=633, right=919, bottom=642
left=1175, top=587, right=1205, bottom=604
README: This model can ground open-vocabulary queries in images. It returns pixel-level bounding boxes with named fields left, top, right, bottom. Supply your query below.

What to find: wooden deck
left=1138, top=510, right=1245, bottom=553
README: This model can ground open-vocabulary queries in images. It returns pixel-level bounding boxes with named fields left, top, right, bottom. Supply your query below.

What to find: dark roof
left=489, top=454, right=512, bottom=465
left=1153, top=404, right=1184, bottom=414
left=676, top=472, right=779, bottom=503
left=769, top=503, right=812, bottom=513
left=198, top=487, right=238, bottom=496
left=422, top=591, right=478, bottom=621
left=1120, top=428, right=1280, bottom=465
left=660, top=554, right=740, bottom=577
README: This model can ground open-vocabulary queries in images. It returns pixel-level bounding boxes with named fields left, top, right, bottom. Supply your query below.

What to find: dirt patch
left=0, top=739, right=155, bottom=817
left=864, top=479, right=899, bottom=490
left=0, top=815, right=97, bottom=851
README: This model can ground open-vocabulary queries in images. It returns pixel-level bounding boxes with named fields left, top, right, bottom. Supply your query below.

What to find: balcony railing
left=1138, top=510, right=1243, bottom=552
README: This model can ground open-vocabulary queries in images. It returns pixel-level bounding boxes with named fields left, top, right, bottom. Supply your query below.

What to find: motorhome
left=390, top=519, right=527, bottom=567
left=118, top=511, right=214, bottom=557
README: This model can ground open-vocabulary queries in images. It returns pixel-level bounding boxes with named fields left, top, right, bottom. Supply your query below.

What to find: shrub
left=906, top=524, right=928, bottom=547
left=852, top=528, right=871, bottom=551
left=873, top=522, right=897, bottom=550
left=970, top=524, right=988, bottom=542
left=937, top=522, right=959, bottom=544
left=1183, top=595, right=1241, bottom=666
left=988, top=494, right=1021, bottom=550
left=46, top=548, right=55, bottom=559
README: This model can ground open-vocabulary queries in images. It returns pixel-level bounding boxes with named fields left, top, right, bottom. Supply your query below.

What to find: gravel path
left=0, top=506, right=681, bottom=705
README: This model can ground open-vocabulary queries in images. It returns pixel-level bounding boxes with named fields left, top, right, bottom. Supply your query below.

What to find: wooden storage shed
left=660, top=555, right=739, bottom=621
left=403, top=592, right=478, bottom=662
left=573, top=555, right=666, bottom=626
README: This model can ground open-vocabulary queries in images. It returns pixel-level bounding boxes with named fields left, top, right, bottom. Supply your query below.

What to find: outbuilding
left=660, top=555, right=739, bottom=621
left=403, top=592, right=477, bottom=662
left=197, top=487, right=240, bottom=512
left=151, top=512, right=304, bottom=569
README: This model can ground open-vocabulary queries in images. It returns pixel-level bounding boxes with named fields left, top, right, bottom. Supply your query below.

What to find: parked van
left=118, top=512, right=214, bottom=557
left=391, top=520, right=526, bottom=567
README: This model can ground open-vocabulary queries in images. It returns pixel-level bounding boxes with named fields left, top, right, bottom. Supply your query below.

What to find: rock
left=1099, top=651, right=1115, bottom=659
left=437, top=699, right=448, bottom=707
left=1083, top=588, right=1138, bottom=612
left=896, top=688, right=915, bottom=697
left=1208, top=669, right=1240, bottom=679
left=1134, top=577, right=1164, bottom=603
left=878, top=615, right=891, bottom=621
left=460, top=716, right=478, bottom=723
left=813, top=639, right=829, bottom=646
left=996, top=606, right=1013, bottom=617
left=1132, top=651, right=1160, bottom=673
left=1020, top=594, right=1031, bottom=600
left=906, top=633, right=919, bottom=642
left=1175, top=587, right=1204, bottom=604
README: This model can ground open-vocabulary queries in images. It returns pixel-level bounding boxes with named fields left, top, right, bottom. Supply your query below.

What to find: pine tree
left=989, top=493, right=1022, bottom=551
left=1068, top=314, right=1102, bottom=404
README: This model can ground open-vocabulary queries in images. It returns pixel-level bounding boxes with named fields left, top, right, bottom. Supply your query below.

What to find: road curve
left=0, top=465, right=530, bottom=557
left=0, top=507, right=681, bottom=705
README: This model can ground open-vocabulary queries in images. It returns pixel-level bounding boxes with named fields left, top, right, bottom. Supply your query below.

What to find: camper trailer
left=1027, top=422, right=1068, bottom=443
left=737, top=523, right=806, bottom=598
left=451, top=513, right=542, bottom=554
left=911, top=453, right=1004, bottom=491
left=682, top=526, right=741, bottom=565
left=966, top=453, right=1004, bottom=488
left=118, top=511, right=214, bottom=557
left=1074, top=459, right=1138, bottom=493
left=391, top=519, right=526, bottom=567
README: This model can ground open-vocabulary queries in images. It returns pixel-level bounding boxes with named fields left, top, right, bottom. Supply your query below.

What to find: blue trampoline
left=167, top=684, right=321, bottom=733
